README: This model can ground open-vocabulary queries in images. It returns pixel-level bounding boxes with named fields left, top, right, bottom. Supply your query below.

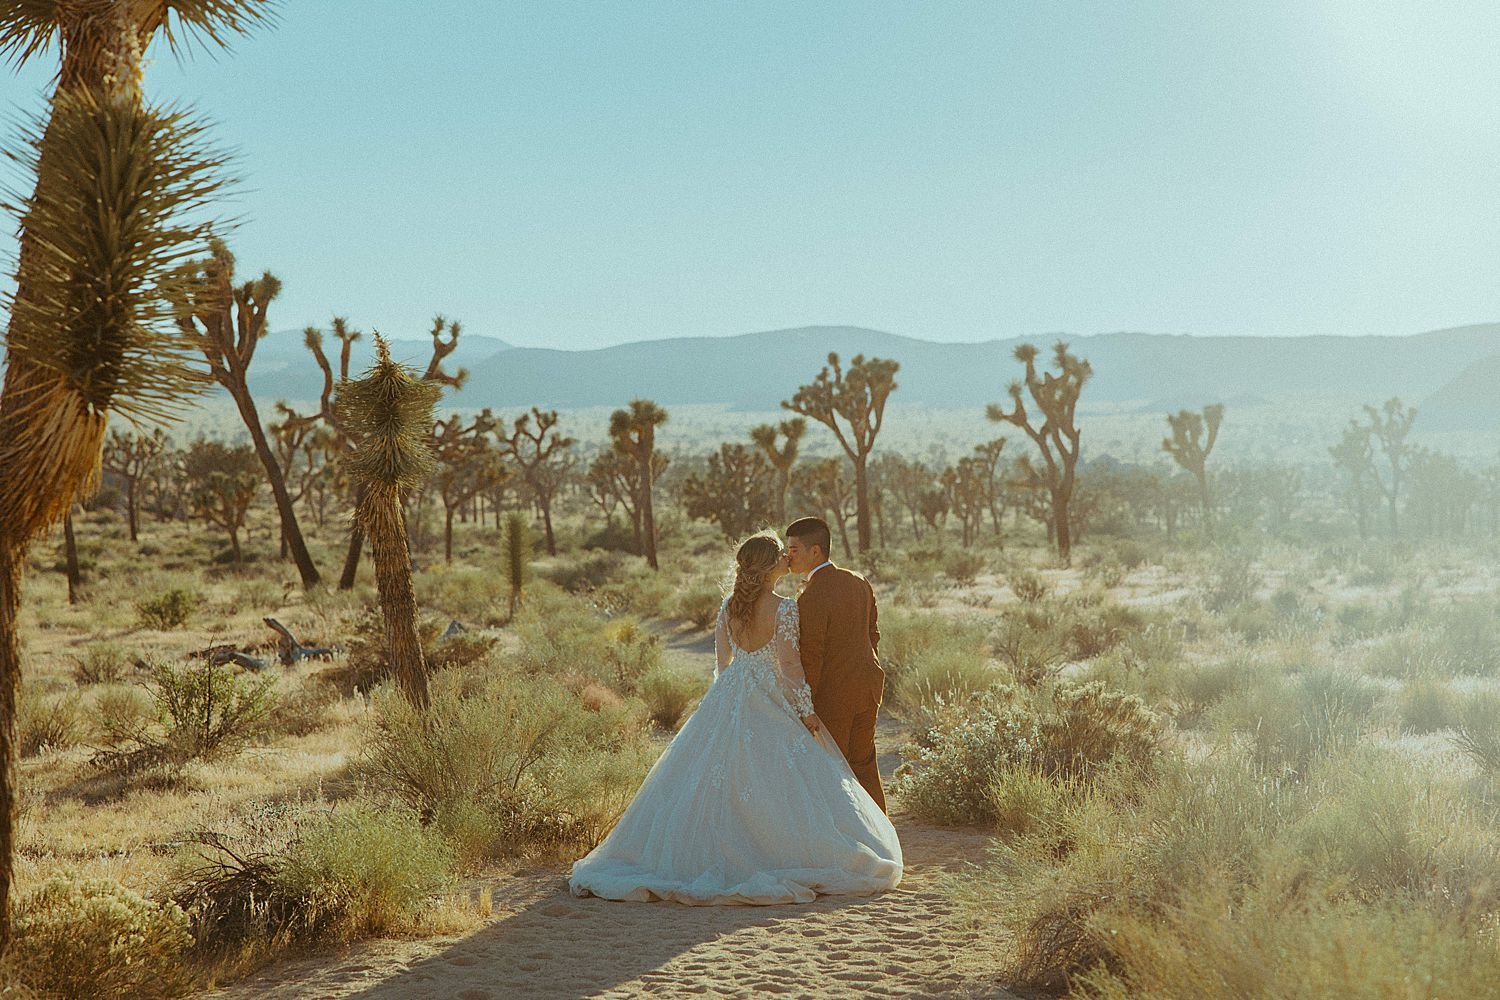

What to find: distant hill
left=1418, top=353, right=1500, bottom=432
left=5, top=322, right=1498, bottom=428
left=368, top=323, right=1500, bottom=422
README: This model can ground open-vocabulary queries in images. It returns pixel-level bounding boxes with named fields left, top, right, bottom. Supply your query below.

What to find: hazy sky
left=2, top=2, right=1497, bottom=350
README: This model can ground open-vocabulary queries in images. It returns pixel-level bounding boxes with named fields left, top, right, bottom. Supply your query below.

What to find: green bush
left=88, top=685, right=154, bottom=747
left=893, top=682, right=1165, bottom=826
left=277, top=803, right=455, bottom=940
left=1214, top=668, right=1380, bottom=778
left=134, top=587, right=199, bottom=630
left=361, top=669, right=653, bottom=866
left=1452, top=691, right=1500, bottom=777
left=331, top=610, right=496, bottom=696
left=880, top=610, right=996, bottom=719
left=1008, top=570, right=1049, bottom=604
left=667, top=579, right=724, bottom=630
left=537, top=550, right=623, bottom=593
left=638, top=666, right=708, bottom=730
left=1395, top=675, right=1461, bottom=735
left=944, top=550, right=988, bottom=586
left=13, top=875, right=193, bottom=999
left=18, top=687, right=81, bottom=757
left=91, top=660, right=276, bottom=778
left=992, top=616, right=1068, bottom=688
left=71, top=642, right=131, bottom=685
left=1199, top=551, right=1260, bottom=611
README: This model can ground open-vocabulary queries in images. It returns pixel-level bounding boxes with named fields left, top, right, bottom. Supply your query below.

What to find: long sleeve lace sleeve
left=714, top=597, right=732, bottom=677
left=773, top=600, right=816, bottom=718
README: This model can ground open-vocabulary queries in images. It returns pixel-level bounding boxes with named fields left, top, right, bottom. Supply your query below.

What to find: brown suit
left=798, top=563, right=886, bottom=812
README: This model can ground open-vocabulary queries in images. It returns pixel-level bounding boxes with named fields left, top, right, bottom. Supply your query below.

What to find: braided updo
left=727, top=531, right=784, bottom=633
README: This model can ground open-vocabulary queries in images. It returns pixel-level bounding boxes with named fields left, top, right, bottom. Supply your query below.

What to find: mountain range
left=3, top=323, right=1496, bottom=430
left=243, top=323, right=1499, bottom=430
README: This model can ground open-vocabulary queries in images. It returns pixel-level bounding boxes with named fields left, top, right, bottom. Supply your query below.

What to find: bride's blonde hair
left=727, top=530, right=783, bottom=632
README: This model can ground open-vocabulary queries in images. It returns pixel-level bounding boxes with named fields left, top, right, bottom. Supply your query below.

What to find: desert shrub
left=943, top=550, right=988, bottom=586
left=1214, top=668, right=1380, bottom=778
left=638, top=666, right=708, bottom=730
left=134, top=587, right=199, bottom=629
left=992, top=616, right=1068, bottom=688
left=1167, top=657, right=1255, bottom=727
left=1008, top=570, right=1049, bottom=603
left=893, top=683, right=1165, bottom=826
left=603, top=619, right=663, bottom=694
left=1395, top=675, right=1461, bottom=734
left=666, top=579, right=724, bottom=630
left=1363, top=626, right=1460, bottom=680
left=1064, top=603, right=1144, bottom=660
left=880, top=610, right=995, bottom=719
left=1429, top=598, right=1500, bottom=676
left=988, top=763, right=1079, bottom=841
left=265, top=681, right=341, bottom=739
left=1198, top=550, right=1260, bottom=612
left=276, top=803, right=454, bottom=939
left=92, top=660, right=276, bottom=777
left=88, top=684, right=154, bottom=746
left=12, top=875, right=193, bottom=999
left=538, top=550, right=623, bottom=593
left=71, top=642, right=131, bottom=685
left=361, top=669, right=653, bottom=865
left=18, top=687, right=81, bottom=757
left=175, top=804, right=453, bottom=955
left=415, top=564, right=510, bottom=623
left=1086, top=561, right=1127, bottom=590
left=1453, top=691, right=1500, bottom=777
left=1074, top=883, right=1500, bottom=1000
left=330, top=610, right=496, bottom=696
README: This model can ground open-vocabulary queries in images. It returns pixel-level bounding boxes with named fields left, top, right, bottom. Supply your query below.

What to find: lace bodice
left=715, top=597, right=816, bottom=718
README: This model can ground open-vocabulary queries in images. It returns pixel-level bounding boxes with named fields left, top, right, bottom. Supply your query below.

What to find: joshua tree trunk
left=339, top=524, right=365, bottom=590
left=126, top=479, right=140, bottom=542
left=1053, top=490, right=1073, bottom=563
left=0, top=544, right=19, bottom=954
left=641, top=471, right=660, bottom=571
left=540, top=500, right=557, bottom=557
left=63, top=512, right=81, bottom=605
left=363, top=488, right=429, bottom=710
left=854, top=460, right=871, bottom=553
left=444, top=508, right=455, bottom=563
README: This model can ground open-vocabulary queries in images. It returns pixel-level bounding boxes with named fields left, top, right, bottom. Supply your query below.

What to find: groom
left=786, top=516, right=887, bottom=813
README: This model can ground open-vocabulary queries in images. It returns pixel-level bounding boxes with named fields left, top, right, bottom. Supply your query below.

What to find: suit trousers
left=821, top=706, right=886, bottom=813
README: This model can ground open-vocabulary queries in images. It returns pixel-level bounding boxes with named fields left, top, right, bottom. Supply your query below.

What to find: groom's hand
left=802, top=713, right=823, bottom=737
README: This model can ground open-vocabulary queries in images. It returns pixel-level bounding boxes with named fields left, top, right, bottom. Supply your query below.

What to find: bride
left=568, top=531, right=902, bottom=905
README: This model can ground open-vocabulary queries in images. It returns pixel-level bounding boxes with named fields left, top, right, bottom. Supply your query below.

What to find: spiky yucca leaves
left=336, top=335, right=441, bottom=710
left=504, top=511, right=529, bottom=617
left=0, top=91, right=223, bottom=535
left=0, top=1, right=279, bottom=68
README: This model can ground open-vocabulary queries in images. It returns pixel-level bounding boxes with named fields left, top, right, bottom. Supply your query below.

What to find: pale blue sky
left=3, top=1, right=1497, bottom=349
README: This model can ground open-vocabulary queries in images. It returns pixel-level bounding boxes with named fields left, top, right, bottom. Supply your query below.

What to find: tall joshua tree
left=0, top=0, right=274, bottom=954
left=988, top=341, right=1092, bottom=565
left=501, top=407, right=575, bottom=556
left=293, top=315, right=466, bottom=588
left=102, top=426, right=168, bottom=542
left=749, top=417, right=805, bottom=524
left=1162, top=403, right=1225, bottom=530
left=784, top=353, right=897, bottom=553
left=1361, top=397, right=1417, bottom=539
left=609, top=400, right=668, bottom=570
left=1330, top=421, right=1375, bottom=540
left=335, top=335, right=441, bottom=711
left=173, top=240, right=320, bottom=586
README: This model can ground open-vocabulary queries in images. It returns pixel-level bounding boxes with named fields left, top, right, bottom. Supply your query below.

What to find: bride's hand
left=801, top=713, right=823, bottom=737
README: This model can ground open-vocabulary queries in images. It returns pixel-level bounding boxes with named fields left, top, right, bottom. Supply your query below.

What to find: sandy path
left=201, top=724, right=1016, bottom=1000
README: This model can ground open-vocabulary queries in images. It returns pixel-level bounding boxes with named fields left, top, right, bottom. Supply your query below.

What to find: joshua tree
left=0, top=0, right=272, bottom=949
left=503, top=510, right=529, bottom=617
left=609, top=400, right=669, bottom=570
left=681, top=443, right=776, bottom=540
left=268, top=402, right=337, bottom=530
left=783, top=353, right=898, bottom=553
left=102, top=427, right=168, bottom=542
left=430, top=411, right=506, bottom=563
left=1329, top=422, right=1376, bottom=540
left=293, top=315, right=467, bottom=588
left=173, top=240, right=320, bottom=586
left=749, top=418, right=806, bottom=524
left=500, top=408, right=575, bottom=556
left=1162, top=403, right=1225, bottom=530
left=943, top=454, right=992, bottom=547
left=184, top=440, right=259, bottom=562
left=1361, top=397, right=1418, bottom=539
left=988, top=341, right=1092, bottom=565
left=792, top=458, right=857, bottom=557
left=335, top=335, right=441, bottom=711
left=586, top=447, right=667, bottom=547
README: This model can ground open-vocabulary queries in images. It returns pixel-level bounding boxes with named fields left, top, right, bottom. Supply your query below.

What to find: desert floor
left=199, top=720, right=1017, bottom=1000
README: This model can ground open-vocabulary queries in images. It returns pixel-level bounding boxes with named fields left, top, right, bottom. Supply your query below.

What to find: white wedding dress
left=568, top=596, right=902, bottom=904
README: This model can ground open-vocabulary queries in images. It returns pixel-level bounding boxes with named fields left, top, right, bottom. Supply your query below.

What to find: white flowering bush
left=12, top=875, right=194, bottom=999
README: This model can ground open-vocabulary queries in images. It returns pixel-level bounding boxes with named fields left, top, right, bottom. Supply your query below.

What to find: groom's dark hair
left=786, top=517, right=831, bottom=560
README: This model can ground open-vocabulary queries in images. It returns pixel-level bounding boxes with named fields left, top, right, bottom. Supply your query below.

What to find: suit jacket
left=797, top=563, right=883, bottom=716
